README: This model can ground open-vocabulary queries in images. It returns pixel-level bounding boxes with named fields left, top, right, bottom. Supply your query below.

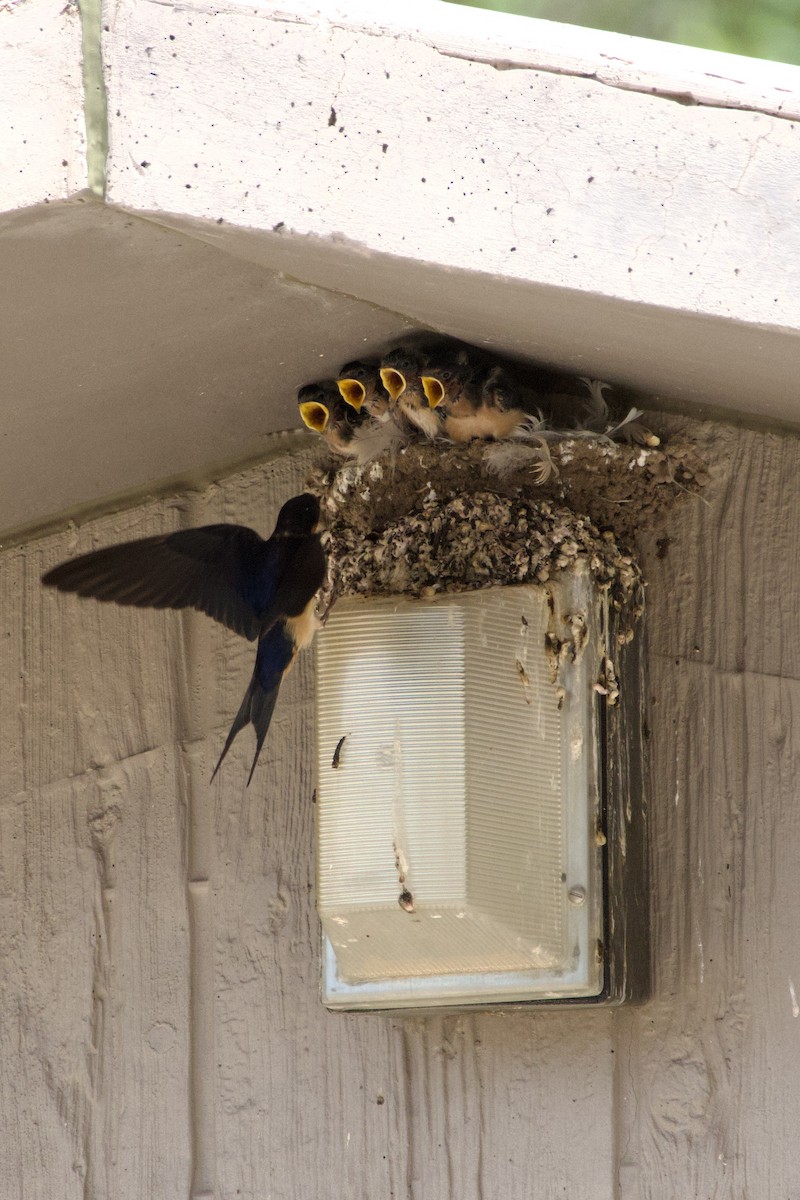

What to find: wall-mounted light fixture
left=315, top=564, right=643, bottom=1012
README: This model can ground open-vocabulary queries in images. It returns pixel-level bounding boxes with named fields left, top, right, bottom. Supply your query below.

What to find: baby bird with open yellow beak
left=298, top=379, right=411, bottom=463
left=336, top=360, right=391, bottom=421
left=379, top=347, right=442, bottom=439
left=421, top=353, right=538, bottom=442
left=298, top=382, right=368, bottom=457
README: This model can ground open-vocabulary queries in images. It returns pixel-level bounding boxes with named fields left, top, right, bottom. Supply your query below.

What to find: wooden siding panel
left=7, top=420, right=800, bottom=1197
left=0, top=756, right=191, bottom=1199
left=615, top=423, right=800, bottom=1197
left=2, top=504, right=197, bottom=1198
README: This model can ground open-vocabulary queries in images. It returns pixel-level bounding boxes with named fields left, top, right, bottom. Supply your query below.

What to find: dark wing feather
left=42, top=524, right=270, bottom=641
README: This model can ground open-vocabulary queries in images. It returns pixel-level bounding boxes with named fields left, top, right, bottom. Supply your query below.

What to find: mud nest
left=307, top=427, right=707, bottom=638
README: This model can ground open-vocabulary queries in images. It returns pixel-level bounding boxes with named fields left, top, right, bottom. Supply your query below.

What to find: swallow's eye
left=340, top=363, right=369, bottom=385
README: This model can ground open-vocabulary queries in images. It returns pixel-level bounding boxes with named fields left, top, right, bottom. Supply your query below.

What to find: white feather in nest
left=577, top=377, right=613, bottom=428
left=607, top=409, right=661, bottom=446
left=509, top=409, right=550, bottom=438
left=566, top=405, right=660, bottom=448
left=349, top=416, right=410, bottom=464
left=482, top=435, right=558, bottom=483
left=541, top=379, right=660, bottom=448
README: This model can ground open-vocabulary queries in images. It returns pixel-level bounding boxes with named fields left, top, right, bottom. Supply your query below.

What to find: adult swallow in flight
left=41, top=492, right=327, bottom=784
left=379, top=347, right=442, bottom=439
left=336, top=360, right=391, bottom=421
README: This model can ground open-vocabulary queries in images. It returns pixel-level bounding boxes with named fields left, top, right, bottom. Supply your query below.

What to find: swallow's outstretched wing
left=42, top=493, right=324, bottom=643
left=41, top=524, right=278, bottom=641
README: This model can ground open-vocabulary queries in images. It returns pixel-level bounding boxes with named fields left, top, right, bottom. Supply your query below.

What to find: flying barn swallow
left=41, top=493, right=327, bottom=784
left=379, top=347, right=442, bottom=440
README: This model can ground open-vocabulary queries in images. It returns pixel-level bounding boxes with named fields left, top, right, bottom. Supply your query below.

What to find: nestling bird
left=336, top=360, right=391, bottom=421
left=299, top=381, right=409, bottom=462
left=298, top=382, right=369, bottom=457
left=421, top=352, right=539, bottom=442
left=296, top=339, right=658, bottom=468
left=379, top=346, right=442, bottom=439
left=41, top=492, right=327, bottom=784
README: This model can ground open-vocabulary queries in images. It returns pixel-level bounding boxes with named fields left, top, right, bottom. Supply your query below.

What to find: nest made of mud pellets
left=309, top=431, right=707, bottom=645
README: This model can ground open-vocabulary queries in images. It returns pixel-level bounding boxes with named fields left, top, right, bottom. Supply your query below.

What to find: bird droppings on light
left=594, top=656, right=621, bottom=706
left=331, top=734, right=348, bottom=769
left=515, top=658, right=532, bottom=704
left=393, top=839, right=414, bottom=913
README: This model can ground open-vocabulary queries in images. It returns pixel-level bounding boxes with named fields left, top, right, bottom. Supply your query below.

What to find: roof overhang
left=3, top=0, right=800, bottom=538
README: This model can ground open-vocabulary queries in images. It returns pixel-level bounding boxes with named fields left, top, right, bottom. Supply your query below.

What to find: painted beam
left=105, top=2, right=800, bottom=343
left=0, top=0, right=86, bottom=206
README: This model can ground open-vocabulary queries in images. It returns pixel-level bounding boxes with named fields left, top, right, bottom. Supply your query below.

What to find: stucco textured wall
left=106, top=1, right=800, bottom=340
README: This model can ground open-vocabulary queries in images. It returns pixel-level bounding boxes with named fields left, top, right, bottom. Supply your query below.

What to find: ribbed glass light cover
left=316, top=574, right=603, bottom=1010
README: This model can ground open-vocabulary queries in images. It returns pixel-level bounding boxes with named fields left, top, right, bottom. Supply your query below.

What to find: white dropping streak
left=388, top=730, right=412, bottom=894
left=789, top=978, right=799, bottom=1019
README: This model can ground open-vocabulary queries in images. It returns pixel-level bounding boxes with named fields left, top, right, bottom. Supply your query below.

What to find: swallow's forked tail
left=211, top=622, right=295, bottom=786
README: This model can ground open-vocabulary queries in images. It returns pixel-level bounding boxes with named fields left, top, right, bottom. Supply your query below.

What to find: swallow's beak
left=337, top=379, right=366, bottom=410
left=299, top=401, right=330, bottom=433
left=379, top=367, right=406, bottom=401
left=421, top=376, right=446, bottom=408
